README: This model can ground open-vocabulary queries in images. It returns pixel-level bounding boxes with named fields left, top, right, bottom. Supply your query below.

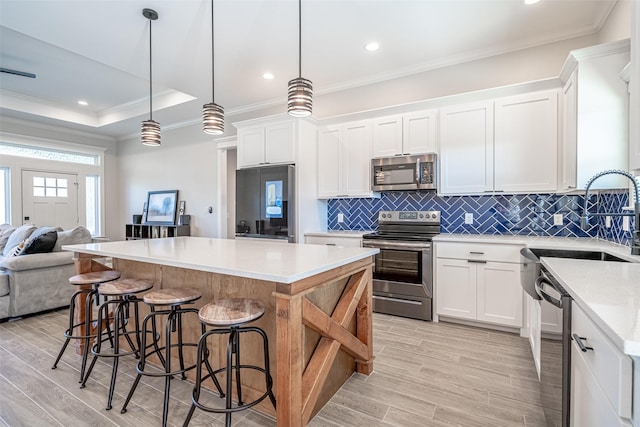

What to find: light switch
left=623, top=216, right=630, bottom=231
left=553, top=214, right=563, bottom=226
left=337, top=213, right=345, bottom=223
left=605, top=216, right=611, bottom=228
left=464, top=213, right=473, bottom=224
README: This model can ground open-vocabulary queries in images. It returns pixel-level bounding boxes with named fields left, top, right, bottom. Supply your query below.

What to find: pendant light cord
left=298, top=0, right=302, bottom=78
left=211, top=0, right=215, bottom=102
left=149, top=17, right=153, bottom=120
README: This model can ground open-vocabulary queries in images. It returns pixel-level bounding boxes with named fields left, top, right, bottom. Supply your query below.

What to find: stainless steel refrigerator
left=235, top=165, right=295, bottom=242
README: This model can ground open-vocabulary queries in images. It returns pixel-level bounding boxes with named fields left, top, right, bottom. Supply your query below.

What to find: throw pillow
left=0, top=226, right=16, bottom=254
left=23, top=230, right=58, bottom=255
left=10, top=240, right=27, bottom=257
left=2, top=224, right=37, bottom=257
left=53, top=226, right=92, bottom=252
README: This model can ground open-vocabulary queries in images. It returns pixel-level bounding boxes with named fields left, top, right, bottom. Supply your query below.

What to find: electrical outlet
left=553, top=214, right=563, bottom=226
left=623, top=216, right=630, bottom=231
left=606, top=216, right=611, bottom=228
left=464, top=213, right=473, bottom=225
left=337, top=213, right=344, bottom=223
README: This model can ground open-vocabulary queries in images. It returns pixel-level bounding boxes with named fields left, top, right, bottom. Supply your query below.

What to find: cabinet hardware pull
left=469, top=251, right=484, bottom=254
left=326, top=243, right=336, bottom=246
left=467, top=259, right=487, bottom=264
left=572, top=334, right=593, bottom=352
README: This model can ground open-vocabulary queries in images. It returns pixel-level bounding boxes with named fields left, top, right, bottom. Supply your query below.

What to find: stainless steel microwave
left=371, top=153, right=437, bottom=191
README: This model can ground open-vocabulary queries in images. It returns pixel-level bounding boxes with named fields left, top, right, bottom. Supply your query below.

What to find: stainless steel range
left=362, top=210, right=440, bottom=321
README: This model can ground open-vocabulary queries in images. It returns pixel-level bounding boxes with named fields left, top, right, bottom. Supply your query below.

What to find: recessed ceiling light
left=365, top=42, right=380, bottom=52
left=77, top=100, right=88, bottom=106
left=263, top=72, right=274, bottom=80
left=524, top=0, right=540, bottom=4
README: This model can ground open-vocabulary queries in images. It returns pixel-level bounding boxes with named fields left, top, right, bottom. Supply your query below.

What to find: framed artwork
left=144, top=190, right=179, bottom=225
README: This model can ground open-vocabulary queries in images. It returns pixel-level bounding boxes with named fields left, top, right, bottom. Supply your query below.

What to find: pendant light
left=141, top=8, right=161, bottom=146
left=287, top=0, right=312, bottom=117
left=202, top=0, right=224, bottom=135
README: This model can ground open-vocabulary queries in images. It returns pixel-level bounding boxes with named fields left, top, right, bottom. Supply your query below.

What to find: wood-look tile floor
left=0, top=309, right=550, bottom=426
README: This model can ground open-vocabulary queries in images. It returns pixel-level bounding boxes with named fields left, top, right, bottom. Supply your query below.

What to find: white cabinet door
left=561, top=70, right=578, bottom=190
left=476, top=261, right=523, bottom=327
left=403, top=110, right=437, bottom=155
left=435, top=258, right=477, bottom=320
left=318, top=126, right=342, bottom=198
left=265, top=122, right=295, bottom=164
left=342, top=120, right=373, bottom=197
left=237, top=127, right=266, bottom=168
left=440, top=101, right=494, bottom=194
left=541, top=299, right=563, bottom=334
left=372, top=115, right=403, bottom=158
left=571, top=344, right=627, bottom=427
left=526, top=295, right=542, bottom=379
left=494, top=90, right=558, bottom=193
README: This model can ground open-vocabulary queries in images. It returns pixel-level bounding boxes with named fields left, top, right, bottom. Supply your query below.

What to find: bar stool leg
left=79, top=288, right=98, bottom=382
left=106, top=301, right=123, bottom=410
left=224, top=329, right=235, bottom=427
left=233, top=327, right=243, bottom=406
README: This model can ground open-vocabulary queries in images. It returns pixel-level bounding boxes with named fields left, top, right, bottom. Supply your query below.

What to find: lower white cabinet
left=435, top=242, right=523, bottom=328
left=570, top=303, right=632, bottom=426
left=526, top=295, right=541, bottom=378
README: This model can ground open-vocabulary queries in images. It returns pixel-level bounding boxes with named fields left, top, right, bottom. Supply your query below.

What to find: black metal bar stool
left=184, top=298, right=276, bottom=427
left=121, top=288, right=224, bottom=427
left=80, top=278, right=154, bottom=410
left=52, top=270, right=121, bottom=382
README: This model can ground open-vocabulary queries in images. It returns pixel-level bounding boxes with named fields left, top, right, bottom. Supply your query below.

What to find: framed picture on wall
left=145, top=190, right=179, bottom=225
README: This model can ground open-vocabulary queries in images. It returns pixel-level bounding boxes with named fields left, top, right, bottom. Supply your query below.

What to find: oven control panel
left=378, top=210, right=440, bottom=223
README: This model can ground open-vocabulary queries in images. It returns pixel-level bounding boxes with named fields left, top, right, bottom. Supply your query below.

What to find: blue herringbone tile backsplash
left=327, top=191, right=634, bottom=247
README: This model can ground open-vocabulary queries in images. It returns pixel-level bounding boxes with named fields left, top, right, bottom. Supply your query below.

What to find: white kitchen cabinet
left=559, top=40, right=630, bottom=189
left=631, top=2, right=640, bottom=172
left=570, top=303, right=632, bottom=426
left=435, top=242, right=523, bottom=328
left=317, top=120, right=377, bottom=199
left=439, top=101, right=494, bottom=194
left=237, top=121, right=295, bottom=168
left=371, top=110, right=437, bottom=158
left=494, top=90, right=558, bottom=193
left=304, top=234, right=362, bottom=247
left=526, top=294, right=542, bottom=378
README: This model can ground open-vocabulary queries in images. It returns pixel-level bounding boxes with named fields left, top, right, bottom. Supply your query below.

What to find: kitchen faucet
left=580, top=169, right=640, bottom=255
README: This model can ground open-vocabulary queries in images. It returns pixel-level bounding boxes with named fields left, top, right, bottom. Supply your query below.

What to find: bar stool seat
left=52, top=270, right=121, bottom=382
left=121, top=288, right=223, bottom=427
left=81, top=278, right=154, bottom=410
left=184, top=298, right=276, bottom=427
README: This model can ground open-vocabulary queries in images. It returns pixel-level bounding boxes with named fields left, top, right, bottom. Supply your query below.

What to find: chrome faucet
left=581, top=169, right=640, bottom=256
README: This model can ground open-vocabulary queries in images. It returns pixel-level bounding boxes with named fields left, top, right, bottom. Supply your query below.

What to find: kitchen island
left=63, top=237, right=378, bottom=427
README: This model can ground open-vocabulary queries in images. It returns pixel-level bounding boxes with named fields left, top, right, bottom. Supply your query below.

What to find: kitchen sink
left=528, top=248, right=629, bottom=263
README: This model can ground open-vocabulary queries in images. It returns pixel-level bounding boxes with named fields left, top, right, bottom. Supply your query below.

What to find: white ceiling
left=0, top=0, right=618, bottom=139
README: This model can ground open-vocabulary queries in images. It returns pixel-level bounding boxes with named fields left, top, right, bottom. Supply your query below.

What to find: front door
left=21, top=170, right=79, bottom=229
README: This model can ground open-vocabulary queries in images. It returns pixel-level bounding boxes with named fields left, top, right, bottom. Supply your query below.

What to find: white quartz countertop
left=433, top=234, right=640, bottom=262
left=63, top=237, right=378, bottom=284
left=541, top=257, right=640, bottom=357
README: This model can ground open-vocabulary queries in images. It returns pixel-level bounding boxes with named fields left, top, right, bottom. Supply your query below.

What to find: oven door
left=362, top=239, right=432, bottom=298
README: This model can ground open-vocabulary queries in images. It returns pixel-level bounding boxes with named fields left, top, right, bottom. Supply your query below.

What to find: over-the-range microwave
left=371, top=153, right=437, bottom=191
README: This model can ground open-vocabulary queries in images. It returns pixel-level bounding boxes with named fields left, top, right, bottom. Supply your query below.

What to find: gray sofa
left=0, top=225, right=92, bottom=320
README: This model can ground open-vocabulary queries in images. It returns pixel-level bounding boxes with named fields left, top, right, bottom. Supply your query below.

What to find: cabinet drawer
left=436, top=242, right=523, bottom=263
left=305, top=235, right=361, bottom=247
left=572, top=304, right=632, bottom=418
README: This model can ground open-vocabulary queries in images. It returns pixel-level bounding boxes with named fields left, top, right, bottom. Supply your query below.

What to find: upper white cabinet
left=371, top=110, right=438, bottom=158
left=237, top=121, right=295, bottom=168
left=439, top=91, right=558, bottom=195
left=318, top=120, right=376, bottom=199
left=439, top=101, right=494, bottom=194
left=494, top=90, right=558, bottom=193
left=559, top=40, right=630, bottom=189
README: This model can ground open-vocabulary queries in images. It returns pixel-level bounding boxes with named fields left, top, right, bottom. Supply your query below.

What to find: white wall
left=598, top=0, right=631, bottom=43
left=117, top=123, right=220, bottom=239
